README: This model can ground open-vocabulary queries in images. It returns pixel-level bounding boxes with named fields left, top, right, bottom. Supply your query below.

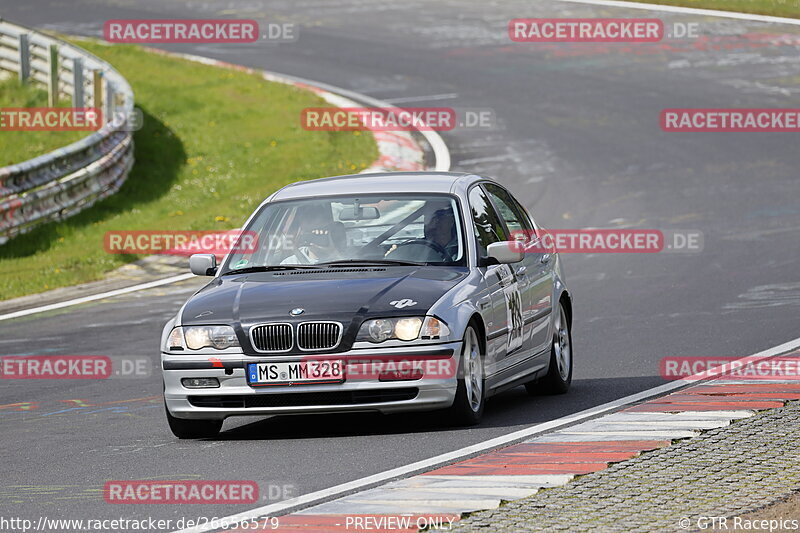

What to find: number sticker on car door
left=497, top=264, right=524, bottom=353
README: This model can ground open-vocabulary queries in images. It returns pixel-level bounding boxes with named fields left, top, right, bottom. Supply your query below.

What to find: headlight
left=394, top=318, right=423, bottom=341
left=357, top=316, right=450, bottom=343
left=167, top=326, right=240, bottom=351
left=367, top=319, right=394, bottom=343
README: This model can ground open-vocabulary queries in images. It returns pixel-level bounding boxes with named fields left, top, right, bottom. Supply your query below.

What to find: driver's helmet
left=294, top=205, right=346, bottom=256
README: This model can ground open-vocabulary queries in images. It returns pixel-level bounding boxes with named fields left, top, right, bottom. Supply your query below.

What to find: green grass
left=0, top=40, right=377, bottom=300
left=0, top=77, right=88, bottom=165
left=619, top=0, right=800, bottom=18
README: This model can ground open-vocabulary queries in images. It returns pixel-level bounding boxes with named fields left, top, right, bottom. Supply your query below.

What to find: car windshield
left=221, top=194, right=466, bottom=273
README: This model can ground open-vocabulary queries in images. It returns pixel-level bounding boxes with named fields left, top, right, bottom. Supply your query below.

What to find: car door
left=487, top=185, right=554, bottom=358
left=467, top=185, right=523, bottom=382
left=483, top=183, right=544, bottom=363
left=519, top=208, right=555, bottom=359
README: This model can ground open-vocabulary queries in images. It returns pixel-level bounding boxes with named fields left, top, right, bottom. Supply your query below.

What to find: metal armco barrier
left=0, top=19, right=134, bottom=244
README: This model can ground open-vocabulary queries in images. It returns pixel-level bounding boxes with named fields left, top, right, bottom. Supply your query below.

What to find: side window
left=468, top=186, right=508, bottom=257
left=484, top=183, right=534, bottom=243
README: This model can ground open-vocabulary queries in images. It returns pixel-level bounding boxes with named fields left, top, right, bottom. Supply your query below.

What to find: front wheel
left=165, top=404, right=222, bottom=439
left=526, top=302, right=572, bottom=395
left=445, top=325, right=485, bottom=426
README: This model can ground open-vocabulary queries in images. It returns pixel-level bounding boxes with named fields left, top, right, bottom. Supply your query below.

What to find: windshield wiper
left=319, top=259, right=425, bottom=267
left=221, top=265, right=323, bottom=275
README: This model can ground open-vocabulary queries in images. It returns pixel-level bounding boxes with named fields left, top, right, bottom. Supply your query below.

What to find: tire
left=165, top=404, right=222, bottom=439
left=445, top=325, right=485, bottom=426
left=526, top=302, right=572, bottom=396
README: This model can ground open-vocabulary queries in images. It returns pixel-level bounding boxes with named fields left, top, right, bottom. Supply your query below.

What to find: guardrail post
left=72, top=57, right=84, bottom=108
left=93, top=70, right=104, bottom=122
left=18, top=34, right=30, bottom=83
left=48, top=44, right=59, bottom=107
left=105, top=82, right=115, bottom=125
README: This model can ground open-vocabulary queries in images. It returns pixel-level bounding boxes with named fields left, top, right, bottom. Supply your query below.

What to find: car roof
left=269, top=172, right=491, bottom=201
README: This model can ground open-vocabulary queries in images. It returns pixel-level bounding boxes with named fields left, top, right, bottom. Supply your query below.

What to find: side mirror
left=486, top=241, right=524, bottom=265
left=189, top=254, right=217, bottom=276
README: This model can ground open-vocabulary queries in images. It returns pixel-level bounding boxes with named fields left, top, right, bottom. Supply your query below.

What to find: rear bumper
left=162, top=343, right=460, bottom=420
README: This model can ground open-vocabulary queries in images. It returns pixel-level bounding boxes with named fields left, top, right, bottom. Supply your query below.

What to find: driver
left=281, top=207, right=346, bottom=264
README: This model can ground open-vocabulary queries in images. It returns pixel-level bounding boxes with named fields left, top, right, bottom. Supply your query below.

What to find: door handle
left=540, top=254, right=551, bottom=264
left=515, top=265, right=527, bottom=276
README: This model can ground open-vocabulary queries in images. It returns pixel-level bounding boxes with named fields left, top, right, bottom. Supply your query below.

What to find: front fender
left=427, top=270, right=487, bottom=344
left=445, top=300, right=483, bottom=344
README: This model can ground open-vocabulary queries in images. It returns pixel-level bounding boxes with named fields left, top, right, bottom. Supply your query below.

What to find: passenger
left=424, top=207, right=458, bottom=258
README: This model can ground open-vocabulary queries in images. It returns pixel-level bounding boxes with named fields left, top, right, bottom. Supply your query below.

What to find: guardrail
left=0, top=19, right=134, bottom=245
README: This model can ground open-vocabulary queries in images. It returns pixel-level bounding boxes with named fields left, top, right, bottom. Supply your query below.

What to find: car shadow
left=213, top=375, right=668, bottom=441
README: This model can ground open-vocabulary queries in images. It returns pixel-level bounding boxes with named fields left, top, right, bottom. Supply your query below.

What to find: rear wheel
left=526, top=302, right=572, bottom=395
left=165, top=404, right=222, bottom=439
left=446, top=325, right=485, bottom=426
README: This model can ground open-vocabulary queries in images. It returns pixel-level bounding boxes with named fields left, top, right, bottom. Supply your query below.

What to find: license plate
left=247, top=360, right=344, bottom=386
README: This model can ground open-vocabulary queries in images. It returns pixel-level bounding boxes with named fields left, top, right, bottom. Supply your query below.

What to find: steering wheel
left=390, top=239, right=451, bottom=261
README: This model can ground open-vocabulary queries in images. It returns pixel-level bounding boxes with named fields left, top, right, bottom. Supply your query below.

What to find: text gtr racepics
left=161, top=172, right=572, bottom=438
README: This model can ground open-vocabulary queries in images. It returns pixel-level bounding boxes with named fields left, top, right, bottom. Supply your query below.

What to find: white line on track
left=384, top=93, right=459, bottom=104
left=557, top=0, right=800, bottom=26
left=0, top=273, right=195, bottom=322
left=174, top=336, right=800, bottom=533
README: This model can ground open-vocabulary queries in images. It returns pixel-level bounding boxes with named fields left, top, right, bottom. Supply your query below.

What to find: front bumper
left=162, top=343, right=461, bottom=420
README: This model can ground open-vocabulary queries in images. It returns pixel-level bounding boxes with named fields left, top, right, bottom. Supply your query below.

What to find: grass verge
left=0, top=77, right=87, bottom=165
left=618, top=0, right=800, bottom=18
left=0, top=40, right=377, bottom=300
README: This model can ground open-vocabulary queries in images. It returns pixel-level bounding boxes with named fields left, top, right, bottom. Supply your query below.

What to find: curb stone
left=224, top=349, right=800, bottom=532
left=451, top=399, right=800, bottom=532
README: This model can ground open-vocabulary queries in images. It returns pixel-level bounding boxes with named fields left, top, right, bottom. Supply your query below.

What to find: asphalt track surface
left=1, top=0, right=799, bottom=528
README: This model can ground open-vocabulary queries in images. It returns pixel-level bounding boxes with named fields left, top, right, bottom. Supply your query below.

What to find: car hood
left=180, top=266, right=467, bottom=354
